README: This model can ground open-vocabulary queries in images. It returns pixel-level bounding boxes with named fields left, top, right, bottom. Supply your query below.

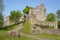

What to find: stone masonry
left=28, top=3, right=58, bottom=33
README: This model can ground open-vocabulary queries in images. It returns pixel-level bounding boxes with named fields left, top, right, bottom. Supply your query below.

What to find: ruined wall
left=28, top=3, right=58, bottom=29
left=29, top=3, right=46, bottom=22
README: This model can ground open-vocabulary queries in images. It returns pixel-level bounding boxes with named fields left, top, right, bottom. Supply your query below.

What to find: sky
left=3, top=0, right=60, bottom=18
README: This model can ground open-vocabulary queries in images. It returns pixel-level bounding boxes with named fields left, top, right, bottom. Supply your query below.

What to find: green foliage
left=56, top=10, right=60, bottom=20
left=0, top=0, right=4, bottom=13
left=0, top=0, right=4, bottom=28
left=10, top=10, right=21, bottom=24
left=0, top=13, right=3, bottom=28
left=48, top=26, right=54, bottom=29
left=39, top=25, right=45, bottom=29
left=58, top=21, right=60, bottom=28
left=23, top=5, right=32, bottom=14
left=56, top=10, right=60, bottom=14
left=21, top=21, right=31, bottom=34
left=39, top=24, right=54, bottom=29
left=46, top=13, right=56, bottom=21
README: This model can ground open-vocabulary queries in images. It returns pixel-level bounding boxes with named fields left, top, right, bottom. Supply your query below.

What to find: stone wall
left=32, top=29, right=60, bottom=35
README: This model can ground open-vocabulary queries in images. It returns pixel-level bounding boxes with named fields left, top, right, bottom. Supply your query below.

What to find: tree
left=23, top=5, right=32, bottom=15
left=56, top=10, right=60, bottom=20
left=10, top=10, right=21, bottom=24
left=0, top=0, right=4, bottom=13
left=46, top=13, right=56, bottom=21
left=0, top=13, right=3, bottom=27
left=56, top=10, right=60, bottom=28
left=58, top=21, right=60, bottom=28
left=0, top=0, right=4, bottom=28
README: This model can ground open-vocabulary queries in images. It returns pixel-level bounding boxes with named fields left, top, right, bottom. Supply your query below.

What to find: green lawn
left=20, top=21, right=31, bottom=34
left=33, top=34, right=60, bottom=40
left=0, top=30, right=36, bottom=40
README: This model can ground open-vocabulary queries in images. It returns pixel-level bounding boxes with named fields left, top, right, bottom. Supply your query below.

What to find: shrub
left=58, top=21, right=60, bottom=29
left=39, top=25, right=45, bottom=29
left=48, top=26, right=54, bottom=29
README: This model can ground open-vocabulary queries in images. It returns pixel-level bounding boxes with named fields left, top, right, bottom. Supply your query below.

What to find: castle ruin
left=28, top=4, right=58, bottom=33
left=3, top=3, right=58, bottom=34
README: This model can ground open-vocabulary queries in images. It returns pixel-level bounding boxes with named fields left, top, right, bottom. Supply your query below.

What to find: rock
left=10, top=31, right=20, bottom=38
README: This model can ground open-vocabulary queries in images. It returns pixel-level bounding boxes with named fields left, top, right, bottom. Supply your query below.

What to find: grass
left=48, top=26, right=54, bottom=29
left=1, top=30, right=60, bottom=40
left=20, top=21, right=31, bottom=34
left=0, top=35, right=36, bottom=40
left=0, top=30, right=36, bottom=40
left=33, top=34, right=60, bottom=40
left=2, top=20, right=59, bottom=40
left=0, top=22, right=36, bottom=40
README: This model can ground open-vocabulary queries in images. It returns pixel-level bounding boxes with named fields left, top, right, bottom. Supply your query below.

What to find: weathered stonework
left=29, top=3, right=46, bottom=21
left=28, top=3, right=58, bottom=33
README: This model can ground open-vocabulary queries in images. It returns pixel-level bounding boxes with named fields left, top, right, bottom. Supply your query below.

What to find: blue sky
left=3, top=0, right=60, bottom=18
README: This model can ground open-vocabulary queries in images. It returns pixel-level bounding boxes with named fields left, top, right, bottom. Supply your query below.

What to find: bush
left=48, top=26, right=54, bottom=29
left=39, top=25, right=45, bottom=29
left=58, top=21, right=60, bottom=29
left=39, top=25, right=54, bottom=29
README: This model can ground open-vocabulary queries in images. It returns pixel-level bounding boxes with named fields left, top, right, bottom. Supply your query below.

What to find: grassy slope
left=20, top=21, right=31, bottom=34
left=0, top=30, right=36, bottom=40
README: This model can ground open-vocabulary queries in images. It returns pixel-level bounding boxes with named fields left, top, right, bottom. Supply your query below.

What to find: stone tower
left=29, top=3, right=46, bottom=24
left=28, top=3, right=58, bottom=30
left=35, top=3, right=46, bottom=21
